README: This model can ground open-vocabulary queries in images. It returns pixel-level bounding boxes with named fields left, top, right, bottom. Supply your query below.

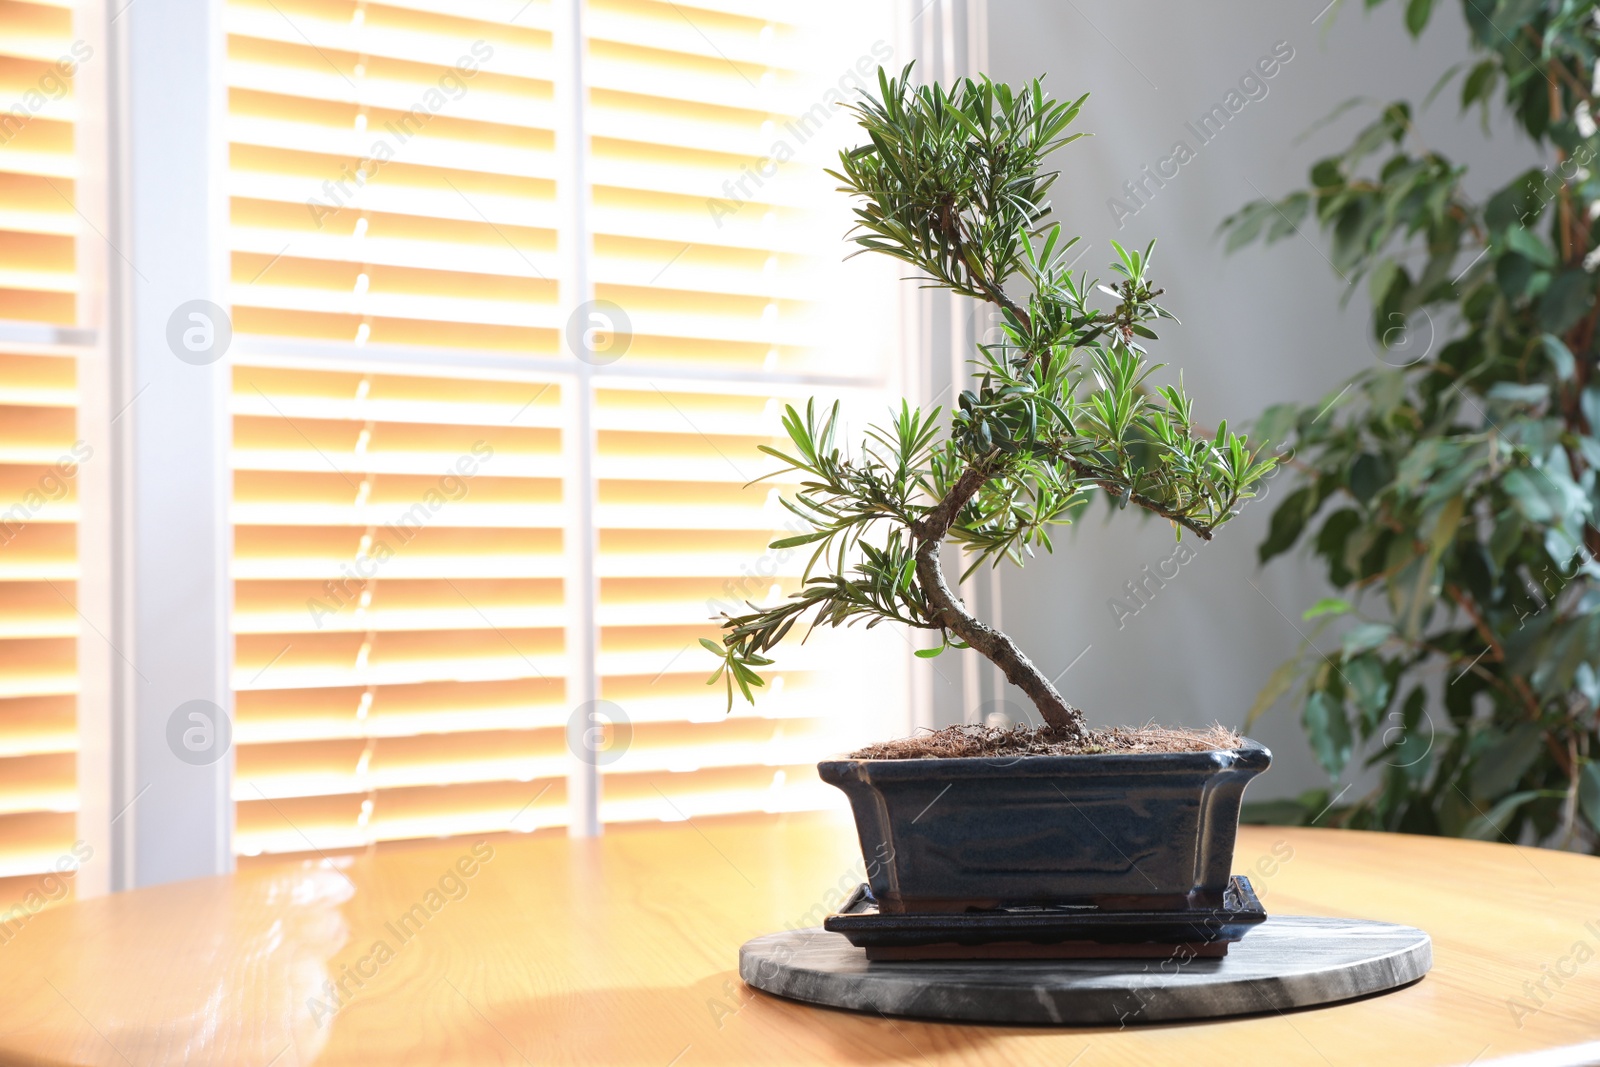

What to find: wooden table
left=0, top=815, right=1597, bottom=1066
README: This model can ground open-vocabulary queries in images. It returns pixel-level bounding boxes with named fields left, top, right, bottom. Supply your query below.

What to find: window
left=224, top=0, right=910, bottom=858
left=0, top=0, right=87, bottom=892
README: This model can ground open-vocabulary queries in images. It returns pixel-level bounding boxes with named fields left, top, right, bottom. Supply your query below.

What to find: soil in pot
left=850, top=722, right=1243, bottom=760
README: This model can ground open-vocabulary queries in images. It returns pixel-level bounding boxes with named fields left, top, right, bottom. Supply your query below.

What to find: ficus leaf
left=1341, top=622, right=1394, bottom=659
left=1302, top=597, right=1352, bottom=620
left=1247, top=656, right=1303, bottom=729
left=1580, top=762, right=1600, bottom=834
left=1303, top=689, right=1352, bottom=778
left=1461, top=790, right=1563, bottom=841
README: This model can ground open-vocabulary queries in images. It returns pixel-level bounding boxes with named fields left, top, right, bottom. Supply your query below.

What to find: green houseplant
left=1223, top=0, right=1600, bottom=850
left=703, top=68, right=1280, bottom=918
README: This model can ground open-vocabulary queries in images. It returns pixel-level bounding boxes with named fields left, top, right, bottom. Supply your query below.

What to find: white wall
left=979, top=0, right=1522, bottom=797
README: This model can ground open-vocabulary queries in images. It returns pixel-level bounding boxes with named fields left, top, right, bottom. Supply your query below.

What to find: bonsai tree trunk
left=912, top=464, right=1089, bottom=741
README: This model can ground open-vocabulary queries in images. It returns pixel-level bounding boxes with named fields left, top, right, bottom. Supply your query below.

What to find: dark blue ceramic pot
left=817, top=739, right=1270, bottom=914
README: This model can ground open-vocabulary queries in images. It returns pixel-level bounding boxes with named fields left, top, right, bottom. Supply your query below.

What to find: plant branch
left=1054, top=453, right=1224, bottom=540
left=951, top=213, right=1033, bottom=334
left=912, top=463, right=1086, bottom=738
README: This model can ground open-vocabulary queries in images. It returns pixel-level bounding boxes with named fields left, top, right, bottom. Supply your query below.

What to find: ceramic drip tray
left=823, top=875, right=1267, bottom=960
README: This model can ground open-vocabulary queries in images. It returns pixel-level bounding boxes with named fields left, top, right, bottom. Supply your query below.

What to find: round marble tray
left=740, top=915, right=1430, bottom=1025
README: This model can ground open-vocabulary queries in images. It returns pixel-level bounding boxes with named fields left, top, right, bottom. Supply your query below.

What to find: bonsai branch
left=950, top=217, right=1032, bottom=336
left=913, top=463, right=1088, bottom=739
left=1054, top=453, right=1224, bottom=541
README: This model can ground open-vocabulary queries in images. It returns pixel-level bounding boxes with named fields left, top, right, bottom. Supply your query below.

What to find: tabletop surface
left=0, top=814, right=1597, bottom=1066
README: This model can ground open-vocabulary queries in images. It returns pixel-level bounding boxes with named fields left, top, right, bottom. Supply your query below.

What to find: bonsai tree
left=1222, top=1, right=1600, bottom=847
left=703, top=68, right=1278, bottom=743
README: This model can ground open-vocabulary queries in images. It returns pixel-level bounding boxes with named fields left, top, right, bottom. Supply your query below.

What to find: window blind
left=227, top=0, right=907, bottom=858
left=226, top=0, right=571, bottom=855
left=0, top=0, right=85, bottom=894
left=584, top=0, right=905, bottom=816
left=231, top=364, right=572, bottom=853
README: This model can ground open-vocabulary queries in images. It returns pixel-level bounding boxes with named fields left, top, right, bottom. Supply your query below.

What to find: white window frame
left=70, top=0, right=234, bottom=894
